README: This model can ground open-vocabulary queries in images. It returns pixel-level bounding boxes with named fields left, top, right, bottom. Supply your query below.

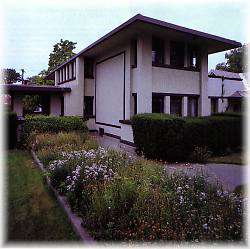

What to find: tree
left=48, top=39, right=77, bottom=72
left=215, top=44, right=248, bottom=73
left=1, top=68, right=21, bottom=84
left=27, top=70, right=53, bottom=86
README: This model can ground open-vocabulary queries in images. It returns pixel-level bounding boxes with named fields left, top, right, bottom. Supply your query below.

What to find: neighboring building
left=10, top=14, right=243, bottom=144
left=208, top=69, right=247, bottom=113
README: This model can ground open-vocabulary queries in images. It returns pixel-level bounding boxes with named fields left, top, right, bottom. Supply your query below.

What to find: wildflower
left=203, top=223, right=209, bottom=230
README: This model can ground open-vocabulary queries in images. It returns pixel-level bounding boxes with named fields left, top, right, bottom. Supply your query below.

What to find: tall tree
left=27, top=70, right=53, bottom=86
left=48, top=39, right=77, bottom=72
left=1, top=68, right=21, bottom=84
left=215, top=44, right=248, bottom=73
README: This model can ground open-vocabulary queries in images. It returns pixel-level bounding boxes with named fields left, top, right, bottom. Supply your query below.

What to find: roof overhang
left=2, top=84, right=71, bottom=95
left=46, top=14, right=242, bottom=79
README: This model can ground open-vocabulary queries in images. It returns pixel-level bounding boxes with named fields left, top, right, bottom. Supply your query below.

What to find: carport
left=3, top=84, right=71, bottom=117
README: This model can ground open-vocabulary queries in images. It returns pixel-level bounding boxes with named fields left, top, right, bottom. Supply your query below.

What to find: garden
left=6, top=113, right=245, bottom=242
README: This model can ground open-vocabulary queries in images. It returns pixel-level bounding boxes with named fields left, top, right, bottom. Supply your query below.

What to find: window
left=84, top=58, right=94, bottom=78
left=131, top=39, right=137, bottom=68
left=170, top=41, right=185, bottom=67
left=84, top=96, right=94, bottom=117
left=133, top=93, right=137, bottom=115
left=152, top=37, right=164, bottom=64
left=189, top=47, right=200, bottom=68
left=60, top=96, right=64, bottom=116
left=152, top=95, right=164, bottom=113
left=211, top=98, right=218, bottom=114
left=188, top=97, right=198, bottom=117
left=170, top=96, right=182, bottom=116
left=71, top=62, right=75, bottom=78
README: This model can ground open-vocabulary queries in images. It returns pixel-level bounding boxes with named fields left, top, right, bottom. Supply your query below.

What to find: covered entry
left=3, top=84, right=71, bottom=117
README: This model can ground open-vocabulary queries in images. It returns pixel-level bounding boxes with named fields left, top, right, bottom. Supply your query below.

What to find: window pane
left=152, top=37, right=164, bottom=64
left=170, top=96, right=182, bottom=116
left=188, top=97, right=198, bottom=117
left=84, top=96, right=94, bottom=117
left=170, top=42, right=185, bottom=67
left=152, top=95, right=164, bottom=113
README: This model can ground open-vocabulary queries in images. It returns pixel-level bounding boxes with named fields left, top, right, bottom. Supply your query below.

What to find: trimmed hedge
left=6, top=112, right=18, bottom=149
left=132, top=113, right=242, bottom=162
left=20, top=115, right=88, bottom=148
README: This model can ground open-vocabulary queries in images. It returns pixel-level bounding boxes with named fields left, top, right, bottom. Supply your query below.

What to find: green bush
left=20, top=115, right=88, bottom=148
left=132, top=113, right=186, bottom=161
left=132, top=113, right=242, bottom=162
left=6, top=112, right=18, bottom=149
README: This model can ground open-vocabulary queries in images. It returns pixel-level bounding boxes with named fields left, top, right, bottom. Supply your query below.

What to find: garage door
left=96, top=52, right=124, bottom=127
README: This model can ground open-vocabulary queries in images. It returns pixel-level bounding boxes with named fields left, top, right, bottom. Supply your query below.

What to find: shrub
left=132, top=113, right=186, bottom=161
left=132, top=113, right=242, bottom=162
left=20, top=115, right=88, bottom=148
left=6, top=112, right=18, bottom=149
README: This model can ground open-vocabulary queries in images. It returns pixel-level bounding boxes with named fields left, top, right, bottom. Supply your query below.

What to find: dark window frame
left=170, top=41, right=185, bottom=67
left=211, top=97, right=219, bottom=114
left=188, top=96, right=198, bottom=117
left=152, top=37, right=165, bottom=64
left=84, top=96, right=94, bottom=118
left=152, top=94, right=164, bottom=113
left=131, top=39, right=137, bottom=68
left=170, top=96, right=182, bottom=116
left=84, top=58, right=94, bottom=78
left=133, top=93, right=137, bottom=115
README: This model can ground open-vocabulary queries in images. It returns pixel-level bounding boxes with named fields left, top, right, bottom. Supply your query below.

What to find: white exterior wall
left=61, top=57, right=85, bottom=116
left=120, top=123, right=134, bottom=143
left=208, top=77, right=246, bottom=112
left=50, top=96, right=61, bottom=116
left=152, top=67, right=200, bottom=94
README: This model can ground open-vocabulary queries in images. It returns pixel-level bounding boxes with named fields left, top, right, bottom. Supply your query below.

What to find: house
left=208, top=69, right=247, bottom=113
left=9, top=14, right=243, bottom=145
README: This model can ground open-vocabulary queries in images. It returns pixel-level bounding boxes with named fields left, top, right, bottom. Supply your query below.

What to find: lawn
left=207, top=152, right=244, bottom=165
left=7, top=150, right=79, bottom=241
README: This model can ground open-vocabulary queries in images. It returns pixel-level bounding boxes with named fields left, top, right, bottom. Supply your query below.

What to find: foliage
left=215, top=44, right=248, bottom=73
left=48, top=39, right=77, bottom=73
left=22, top=95, right=41, bottom=114
left=1, top=68, right=21, bottom=84
left=189, top=146, right=211, bottom=163
left=131, top=113, right=242, bottom=162
left=6, top=111, right=18, bottom=149
left=20, top=115, right=88, bottom=148
left=27, top=70, right=54, bottom=86
left=35, top=133, right=244, bottom=241
left=7, top=150, right=78, bottom=241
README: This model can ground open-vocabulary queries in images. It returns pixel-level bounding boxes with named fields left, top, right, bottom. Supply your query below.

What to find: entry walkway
left=90, top=133, right=246, bottom=192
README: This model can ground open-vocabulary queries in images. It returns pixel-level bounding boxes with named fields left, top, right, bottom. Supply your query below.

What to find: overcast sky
left=0, top=0, right=248, bottom=78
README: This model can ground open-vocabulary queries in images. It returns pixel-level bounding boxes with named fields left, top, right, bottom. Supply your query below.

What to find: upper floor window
left=170, top=41, right=185, bottom=67
left=131, top=39, right=137, bottom=68
left=152, top=37, right=164, bottom=64
left=71, top=61, right=75, bottom=78
left=84, top=58, right=94, bottom=78
left=189, top=47, right=200, bottom=69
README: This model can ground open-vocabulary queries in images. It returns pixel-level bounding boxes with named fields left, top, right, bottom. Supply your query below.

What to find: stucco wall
left=50, top=96, right=61, bottom=116
left=95, top=52, right=124, bottom=127
left=120, top=123, right=134, bottom=143
left=85, top=79, right=94, bottom=96
left=152, top=67, right=200, bottom=94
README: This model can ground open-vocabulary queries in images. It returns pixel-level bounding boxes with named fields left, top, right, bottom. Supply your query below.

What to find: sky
left=0, top=0, right=248, bottom=78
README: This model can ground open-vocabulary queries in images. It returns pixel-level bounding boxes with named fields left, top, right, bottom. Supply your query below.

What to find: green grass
left=207, top=152, right=244, bottom=165
left=7, top=150, right=79, bottom=241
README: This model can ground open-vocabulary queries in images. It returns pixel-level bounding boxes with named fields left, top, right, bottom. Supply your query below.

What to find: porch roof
left=46, top=13, right=242, bottom=79
left=2, top=84, right=71, bottom=95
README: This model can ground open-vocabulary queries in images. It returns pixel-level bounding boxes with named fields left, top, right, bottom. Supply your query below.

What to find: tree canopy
left=1, top=68, right=21, bottom=84
left=48, top=39, right=77, bottom=73
left=215, top=44, right=248, bottom=73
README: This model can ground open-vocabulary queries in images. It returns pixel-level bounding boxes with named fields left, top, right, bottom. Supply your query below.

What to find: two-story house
left=44, top=14, right=241, bottom=145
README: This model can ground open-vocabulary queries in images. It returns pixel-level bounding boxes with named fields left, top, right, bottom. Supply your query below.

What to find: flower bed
left=34, top=132, right=245, bottom=242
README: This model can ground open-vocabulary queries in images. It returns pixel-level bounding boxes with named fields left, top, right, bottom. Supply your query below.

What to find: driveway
left=90, top=133, right=246, bottom=192
left=165, top=163, right=246, bottom=192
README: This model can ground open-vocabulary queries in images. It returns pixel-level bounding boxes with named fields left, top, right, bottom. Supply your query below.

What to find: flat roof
left=46, top=14, right=242, bottom=78
left=2, top=84, right=71, bottom=95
